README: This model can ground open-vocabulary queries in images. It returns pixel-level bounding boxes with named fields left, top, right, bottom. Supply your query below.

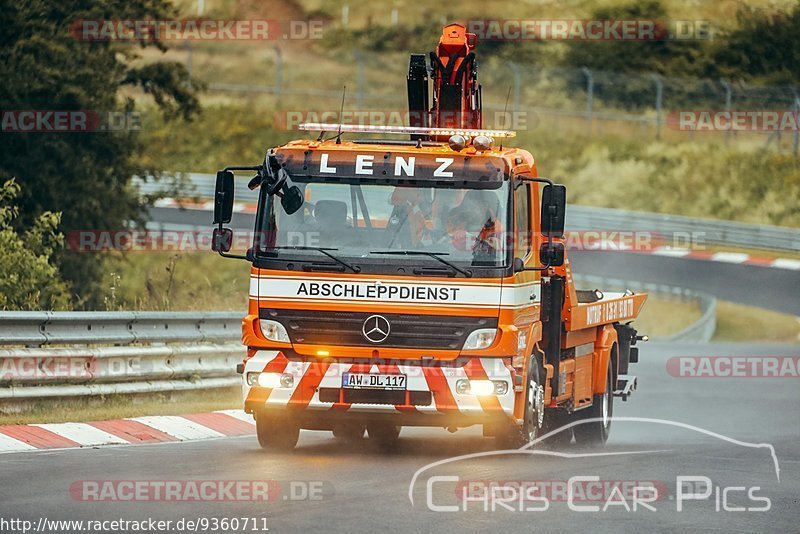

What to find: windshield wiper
left=268, top=246, right=361, bottom=273
left=369, top=250, right=473, bottom=278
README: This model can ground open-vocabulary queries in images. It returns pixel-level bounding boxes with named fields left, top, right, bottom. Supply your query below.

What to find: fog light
left=256, top=372, right=282, bottom=388
left=455, top=378, right=509, bottom=396
left=456, top=379, right=470, bottom=395
left=280, top=373, right=294, bottom=388
left=493, top=381, right=509, bottom=395
left=246, top=372, right=260, bottom=387
left=469, top=379, right=495, bottom=396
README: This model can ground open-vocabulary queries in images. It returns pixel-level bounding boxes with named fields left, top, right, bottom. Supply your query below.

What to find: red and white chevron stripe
left=243, top=350, right=516, bottom=416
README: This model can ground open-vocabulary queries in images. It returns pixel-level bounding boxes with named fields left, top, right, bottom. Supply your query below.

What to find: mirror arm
left=214, top=221, right=249, bottom=261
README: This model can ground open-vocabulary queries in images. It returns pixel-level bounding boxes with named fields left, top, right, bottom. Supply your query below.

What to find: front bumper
left=242, top=350, right=517, bottom=426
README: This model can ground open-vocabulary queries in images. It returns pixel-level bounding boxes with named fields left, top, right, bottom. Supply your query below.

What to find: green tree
left=560, top=0, right=711, bottom=108
left=711, top=4, right=800, bottom=85
left=0, top=0, right=201, bottom=308
left=0, top=179, right=71, bottom=310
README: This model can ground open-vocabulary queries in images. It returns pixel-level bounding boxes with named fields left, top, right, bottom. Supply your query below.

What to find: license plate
left=342, top=373, right=407, bottom=390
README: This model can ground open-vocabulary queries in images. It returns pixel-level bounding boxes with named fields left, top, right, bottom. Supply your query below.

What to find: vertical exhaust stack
left=407, top=54, right=429, bottom=141
left=406, top=23, right=483, bottom=140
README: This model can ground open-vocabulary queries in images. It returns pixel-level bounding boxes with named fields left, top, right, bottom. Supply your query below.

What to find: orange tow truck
left=212, top=24, right=647, bottom=450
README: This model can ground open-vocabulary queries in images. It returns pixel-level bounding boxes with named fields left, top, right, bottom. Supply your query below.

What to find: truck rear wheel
left=496, top=356, right=544, bottom=449
left=366, top=422, right=401, bottom=448
left=573, top=361, right=613, bottom=446
left=256, top=411, right=300, bottom=451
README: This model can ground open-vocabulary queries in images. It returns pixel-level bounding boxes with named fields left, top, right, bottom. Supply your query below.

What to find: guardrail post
left=793, top=92, right=799, bottom=157
left=581, top=67, right=593, bottom=136
left=355, top=50, right=365, bottom=107
left=720, top=79, right=732, bottom=143
left=652, top=74, right=663, bottom=140
left=273, top=45, right=283, bottom=105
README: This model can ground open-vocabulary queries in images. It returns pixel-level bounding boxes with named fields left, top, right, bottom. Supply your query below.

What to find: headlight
left=455, top=379, right=508, bottom=396
left=463, top=328, right=497, bottom=350
left=259, top=319, right=290, bottom=343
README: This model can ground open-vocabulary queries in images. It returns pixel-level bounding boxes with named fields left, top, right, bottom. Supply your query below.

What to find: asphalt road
left=150, top=206, right=800, bottom=315
left=2, top=342, right=798, bottom=533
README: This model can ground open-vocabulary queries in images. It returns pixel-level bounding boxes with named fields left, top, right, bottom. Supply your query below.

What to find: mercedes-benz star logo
left=362, top=314, right=391, bottom=343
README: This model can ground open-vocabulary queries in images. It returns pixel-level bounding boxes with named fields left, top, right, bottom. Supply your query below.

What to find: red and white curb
left=647, top=247, right=800, bottom=270
left=0, top=410, right=255, bottom=454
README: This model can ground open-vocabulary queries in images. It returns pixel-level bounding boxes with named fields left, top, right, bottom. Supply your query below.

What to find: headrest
left=314, top=200, right=348, bottom=227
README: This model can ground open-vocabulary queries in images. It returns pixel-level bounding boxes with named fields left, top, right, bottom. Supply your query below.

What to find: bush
left=0, top=179, right=71, bottom=310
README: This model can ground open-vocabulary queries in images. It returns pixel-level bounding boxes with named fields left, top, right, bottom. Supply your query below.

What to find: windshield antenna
left=336, top=85, right=346, bottom=145
left=500, top=86, right=511, bottom=150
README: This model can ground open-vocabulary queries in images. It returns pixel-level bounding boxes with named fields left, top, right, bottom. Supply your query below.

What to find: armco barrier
left=574, top=274, right=717, bottom=343
left=136, top=173, right=800, bottom=252
left=0, top=312, right=243, bottom=405
left=0, top=277, right=714, bottom=406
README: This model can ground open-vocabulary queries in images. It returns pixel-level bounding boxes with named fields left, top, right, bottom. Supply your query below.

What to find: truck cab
left=212, top=24, right=647, bottom=450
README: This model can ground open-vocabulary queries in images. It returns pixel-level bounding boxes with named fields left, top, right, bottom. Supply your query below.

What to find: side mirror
left=539, top=241, right=565, bottom=267
left=541, top=184, right=566, bottom=238
left=211, top=227, right=233, bottom=253
left=513, top=257, right=526, bottom=273
left=213, top=170, right=234, bottom=224
left=280, top=185, right=304, bottom=215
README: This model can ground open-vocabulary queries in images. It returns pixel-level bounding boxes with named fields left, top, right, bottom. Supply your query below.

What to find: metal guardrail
left=135, top=173, right=800, bottom=252
left=0, top=275, right=715, bottom=405
left=0, top=311, right=240, bottom=347
left=0, top=312, right=243, bottom=403
left=574, top=274, right=717, bottom=343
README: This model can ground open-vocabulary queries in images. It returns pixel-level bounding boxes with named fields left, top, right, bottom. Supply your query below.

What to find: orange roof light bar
left=298, top=123, right=516, bottom=139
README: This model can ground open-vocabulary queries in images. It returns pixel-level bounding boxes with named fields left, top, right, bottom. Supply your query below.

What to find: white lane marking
left=214, top=410, right=256, bottom=425
left=651, top=247, right=691, bottom=257
left=129, top=416, right=225, bottom=441
left=32, top=423, right=129, bottom=446
left=0, top=432, right=37, bottom=452
left=772, top=258, right=800, bottom=271
left=710, top=252, right=750, bottom=264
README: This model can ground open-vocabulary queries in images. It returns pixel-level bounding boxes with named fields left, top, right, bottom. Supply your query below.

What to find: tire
left=542, top=409, right=573, bottom=448
left=573, top=360, right=614, bottom=446
left=496, top=355, right=544, bottom=449
left=332, top=423, right=366, bottom=441
left=366, top=421, right=401, bottom=448
left=256, top=411, right=300, bottom=451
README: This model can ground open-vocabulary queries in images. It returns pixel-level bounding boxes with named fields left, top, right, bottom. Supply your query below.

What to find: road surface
left=2, top=342, right=797, bottom=532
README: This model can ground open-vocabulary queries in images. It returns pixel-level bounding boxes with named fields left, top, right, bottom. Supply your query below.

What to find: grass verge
left=713, top=301, right=800, bottom=343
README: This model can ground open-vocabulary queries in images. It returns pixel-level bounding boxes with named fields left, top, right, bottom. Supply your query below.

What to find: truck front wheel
left=496, top=356, right=544, bottom=449
left=256, top=411, right=300, bottom=451
left=573, top=361, right=613, bottom=446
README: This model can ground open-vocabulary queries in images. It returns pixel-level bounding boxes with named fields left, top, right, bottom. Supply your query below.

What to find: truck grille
left=260, top=309, right=497, bottom=350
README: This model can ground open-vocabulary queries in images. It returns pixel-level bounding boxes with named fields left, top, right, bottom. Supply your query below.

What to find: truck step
left=613, top=374, right=637, bottom=401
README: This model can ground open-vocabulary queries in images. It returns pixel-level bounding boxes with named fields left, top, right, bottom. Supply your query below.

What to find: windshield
left=256, top=180, right=510, bottom=270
